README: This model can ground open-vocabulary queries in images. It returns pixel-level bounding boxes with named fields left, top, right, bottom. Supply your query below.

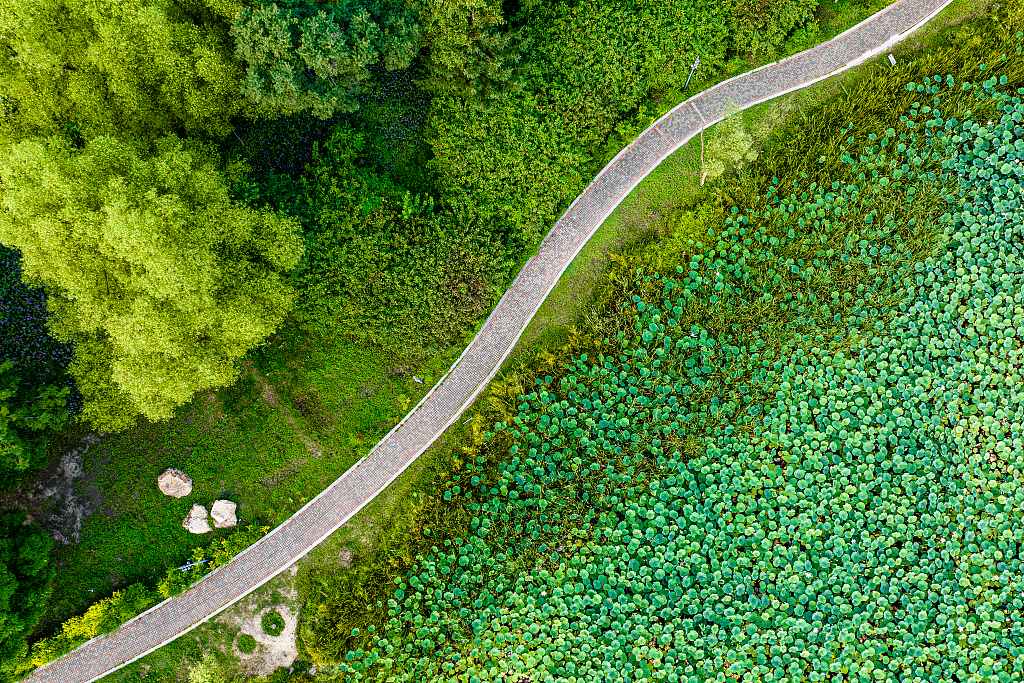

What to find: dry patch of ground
left=0, top=430, right=107, bottom=544
left=216, top=566, right=302, bottom=677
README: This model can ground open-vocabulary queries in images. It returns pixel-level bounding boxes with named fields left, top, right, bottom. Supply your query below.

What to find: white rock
left=158, top=468, right=193, bottom=498
left=183, top=504, right=211, bottom=534
left=210, top=499, right=237, bottom=529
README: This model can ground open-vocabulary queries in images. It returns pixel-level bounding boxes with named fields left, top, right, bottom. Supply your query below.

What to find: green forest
left=1, top=0, right=1024, bottom=681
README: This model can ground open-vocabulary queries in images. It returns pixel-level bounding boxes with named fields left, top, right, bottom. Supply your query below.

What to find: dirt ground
left=215, top=565, right=302, bottom=677
left=0, top=430, right=107, bottom=544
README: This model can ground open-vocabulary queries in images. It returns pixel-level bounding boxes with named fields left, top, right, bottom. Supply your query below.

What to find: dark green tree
left=726, top=0, right=820, bottom=61
left=229, top=0, right=422, bottom=120
left=0, top=361, right=72, bottom=489
left=408, top=0, right=525, bottom=109
left=0, top=510, right=55, bottom=677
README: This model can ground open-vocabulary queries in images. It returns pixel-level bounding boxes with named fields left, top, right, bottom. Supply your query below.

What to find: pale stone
left=158, top=468, right=193, bottom=498
left=210, top=499, right=237, bottom=528
left=183, top=504, right=211, bottom=534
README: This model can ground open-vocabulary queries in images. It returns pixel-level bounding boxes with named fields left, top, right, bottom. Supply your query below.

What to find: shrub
left=236, top=633, right=257, bottom=654
left=261, top=610, right=285, bottom=637
left=0, top=244, right=80, bottom=488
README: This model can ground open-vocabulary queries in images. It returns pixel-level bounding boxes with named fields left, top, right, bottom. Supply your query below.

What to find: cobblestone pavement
left=29, top=0, right=955, bottom=680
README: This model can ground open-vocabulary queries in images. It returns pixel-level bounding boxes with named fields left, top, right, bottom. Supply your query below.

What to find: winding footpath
left=31, top=0, right=957, bottom=680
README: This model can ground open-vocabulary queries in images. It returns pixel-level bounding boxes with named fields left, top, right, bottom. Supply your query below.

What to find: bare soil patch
left=216, top=568, right=302, bottom=677
left=0, top=430, right=108, bottom=544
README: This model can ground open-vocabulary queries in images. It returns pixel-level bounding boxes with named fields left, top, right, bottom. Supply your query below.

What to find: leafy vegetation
left=0, top=245, right=80, bottom=487
left=229, top=0, right=421, bottom=119
left=0, top=511, right=54, bottom=680
left=262, top=610, right=286, bottom=637
left=18, top=524, right=269, bottom=675
left=236, top=633, right=257, bottom=654
left=293, top=3, right=1024, bottom=679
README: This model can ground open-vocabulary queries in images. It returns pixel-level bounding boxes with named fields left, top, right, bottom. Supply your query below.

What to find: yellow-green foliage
left=0, top=0, right=258, bottom=147
left=703, top=106, right=760, bottom=182
left=27, top=524, right=269, bottom=672
left=27, top=583, right=157, bottom=669
left=0, top=132, right=304, bottom=432
left=158, top=524, right=270, bottom=599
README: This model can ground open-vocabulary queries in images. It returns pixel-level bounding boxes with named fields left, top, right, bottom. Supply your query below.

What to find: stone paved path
left=29, top=0, right=956, bottom=680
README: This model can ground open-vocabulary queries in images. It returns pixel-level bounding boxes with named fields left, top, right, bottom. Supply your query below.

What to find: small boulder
left=210, top=499, right=237, bottom=529
left=183, top=504, right=211, bottom=534
left=158, top=468, right=193, bottom=498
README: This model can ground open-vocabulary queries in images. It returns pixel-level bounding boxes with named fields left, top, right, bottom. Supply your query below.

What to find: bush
left=0, top=359, right=72, bottom=489
left=22, top=582, right=159, bottom=672
left=236, top=633, right=257, bottom=654
left=158, top=524, right=271, bottom=600
left=261, top=610, right=285, bottom=637
left=0, top=244, right=80, bottom=488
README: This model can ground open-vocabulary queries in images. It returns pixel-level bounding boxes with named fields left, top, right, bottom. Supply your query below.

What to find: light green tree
left=725, top=0, right=820, bottom=61
left=0, top=132, right=304, bottom=432
left=229, top=0, right=422, bottom=120
left=188, top=652, right=232, bottom=683
left=0, top=0, right=257, bottom=148
left=701, top=103, right=758, bottom=184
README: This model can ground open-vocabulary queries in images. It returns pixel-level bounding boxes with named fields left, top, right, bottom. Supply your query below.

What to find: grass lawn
left=29, top=0, right=1000, bottom=673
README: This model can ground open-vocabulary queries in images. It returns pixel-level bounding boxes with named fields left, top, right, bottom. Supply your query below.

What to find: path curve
left=29, top=0, right=956, bottom=679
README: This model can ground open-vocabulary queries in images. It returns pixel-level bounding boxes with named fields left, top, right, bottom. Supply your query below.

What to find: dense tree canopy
left=0, top=360, right=71, bottom=488
left=408, top=0, right=523, bottom=108
left=727, top=0, right=820, bottom=61
left=0, top=0, right=261, bottom=147
left=229, top=0, right=422, bottom=119
left=0, top=132, right=305, bottom=432
left=0, top=510, right=54, bottom=678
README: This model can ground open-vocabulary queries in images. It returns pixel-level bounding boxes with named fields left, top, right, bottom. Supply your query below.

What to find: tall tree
left=408, top=0, right=524, bottom=109
left=229, top=0, right=422, bottom=120
left=0, top=510, right=54, bottom=678
left=0, top=132, right=305, bottom=432
left=0, top=0, right=259, bottom=148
